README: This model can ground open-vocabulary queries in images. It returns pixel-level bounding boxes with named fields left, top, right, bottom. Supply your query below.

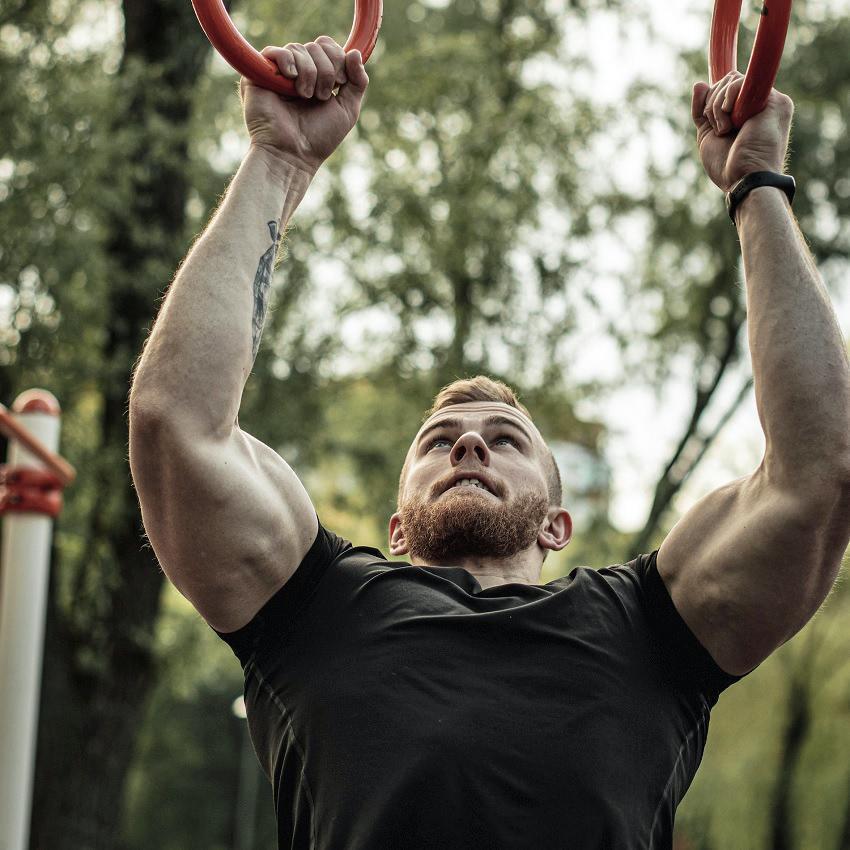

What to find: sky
left=565, top=2, right=752, bottom=531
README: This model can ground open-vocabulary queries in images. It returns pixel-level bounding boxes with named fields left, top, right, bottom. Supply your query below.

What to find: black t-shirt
left=215, top=520, right=746, bottom=850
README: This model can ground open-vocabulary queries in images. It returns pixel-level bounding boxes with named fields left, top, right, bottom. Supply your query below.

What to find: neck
left=409, top=549, right=542, bottom=588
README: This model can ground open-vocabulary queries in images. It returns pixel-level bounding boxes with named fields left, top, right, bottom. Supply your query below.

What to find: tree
left=608, top=5, right=850, bottom=555
left=0, top=0, right=213, bottom=843
left=2, top=0, right=630, bottom=843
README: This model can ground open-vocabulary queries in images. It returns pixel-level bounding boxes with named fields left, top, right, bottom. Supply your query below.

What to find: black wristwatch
left=726, top=171, right=796, bottom=225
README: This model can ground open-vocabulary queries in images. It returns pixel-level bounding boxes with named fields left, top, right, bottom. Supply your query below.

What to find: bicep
left=130, top=417, right=318, bottom=632
left=657, top=467, right=850, bottom=676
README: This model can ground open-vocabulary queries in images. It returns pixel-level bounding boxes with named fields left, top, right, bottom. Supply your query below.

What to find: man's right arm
left=129, top=42, right=369, bottom=632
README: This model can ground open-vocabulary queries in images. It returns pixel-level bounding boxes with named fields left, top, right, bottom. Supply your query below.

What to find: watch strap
left=726, top=171, right=796, bottom=224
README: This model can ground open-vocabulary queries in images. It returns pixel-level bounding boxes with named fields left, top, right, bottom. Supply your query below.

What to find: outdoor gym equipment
left=190, top=0, right=383, bottom=95
left=709, top=0, right=792, bottom=128
left=0, top=391, right=74, bottom=850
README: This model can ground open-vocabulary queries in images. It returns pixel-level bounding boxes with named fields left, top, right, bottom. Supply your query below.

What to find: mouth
left=441, top=476, right=497, bottom=497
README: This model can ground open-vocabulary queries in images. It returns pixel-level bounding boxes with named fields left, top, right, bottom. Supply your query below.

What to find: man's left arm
left=656, top=73, right=850, bottom=677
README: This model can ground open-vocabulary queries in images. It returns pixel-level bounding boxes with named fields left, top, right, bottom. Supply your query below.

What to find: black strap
left=726, top=171, right=796, bottom=225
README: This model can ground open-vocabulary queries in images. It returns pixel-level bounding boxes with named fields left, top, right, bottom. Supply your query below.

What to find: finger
left=692, top=81, right=710, bottom=126
left=284, top=43, right=317, bottom=98
left=721, top=74, right=745, bottom=116
left=703, top=72, right=732, bottom=133
left=711, top=78, right=735, bottom=134
left=713, top=71, right=743, bottom=133
left=335, top=49, right=369, bottom=118
left=260, top=45, right=299, bottom=80
left=315, top=35, right=348, bottom=87
left=304, top=41, right=336, bottom=100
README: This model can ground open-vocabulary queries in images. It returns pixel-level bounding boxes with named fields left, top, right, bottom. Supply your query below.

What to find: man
left=128, top=37, right=850, bottom=848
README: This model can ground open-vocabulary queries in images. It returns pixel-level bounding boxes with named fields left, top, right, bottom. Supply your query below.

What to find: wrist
left=726, top=172, right=795, bottom=227
left=723, top=161, right=783, bottom=194
left=248, top=143, right=320, bottom=183
left=735, top=184, right=792, bottom=228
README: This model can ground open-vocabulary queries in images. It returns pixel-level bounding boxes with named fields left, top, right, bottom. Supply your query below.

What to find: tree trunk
left=769, top=674, right=810, bottom=850
left=837, top=770, right=850, bottom=850
left=29, top=0, right=210, bottom=846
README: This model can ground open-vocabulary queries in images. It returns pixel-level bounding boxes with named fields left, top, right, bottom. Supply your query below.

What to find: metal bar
left=0, top=405, right=76, bottom=486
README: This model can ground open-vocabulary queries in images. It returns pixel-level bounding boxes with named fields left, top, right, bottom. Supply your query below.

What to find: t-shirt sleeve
left=630, top=549, right=747, bottom=701
left=212, top=517, right=352, bottom=666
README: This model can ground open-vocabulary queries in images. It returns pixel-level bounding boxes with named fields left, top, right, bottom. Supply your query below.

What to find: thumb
left=691, top=81, right=710, bottom=126
left=336, top=50, right=369, bottom=116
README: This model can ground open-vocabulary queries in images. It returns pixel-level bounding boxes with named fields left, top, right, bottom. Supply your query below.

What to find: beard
left=397, top=484, right=550, bottom=564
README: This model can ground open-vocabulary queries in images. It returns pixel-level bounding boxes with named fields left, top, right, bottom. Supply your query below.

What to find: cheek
left=517, top=462, right=548, bottom=494
left=406, top=459, right=437, bottom=491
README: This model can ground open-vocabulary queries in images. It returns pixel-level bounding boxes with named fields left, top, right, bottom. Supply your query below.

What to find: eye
left=425, top=436, right=452, bottom=451
left=493, top=434, right=518, bottom=447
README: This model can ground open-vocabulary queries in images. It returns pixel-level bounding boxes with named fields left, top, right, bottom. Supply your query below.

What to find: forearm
left=738, top=186, right=850, bottom=483
left=130, top=146, right=313, bottom=436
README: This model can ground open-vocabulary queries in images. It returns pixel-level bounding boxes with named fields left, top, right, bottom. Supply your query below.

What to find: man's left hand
left=692, top=71, right=794, bottom=193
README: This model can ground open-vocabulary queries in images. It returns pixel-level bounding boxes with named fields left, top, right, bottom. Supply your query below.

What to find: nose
left=450, top=432, right=490, bottom=468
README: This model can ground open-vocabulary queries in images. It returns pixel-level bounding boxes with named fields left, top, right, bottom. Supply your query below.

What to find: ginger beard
left=397, top=482, right=550, bottom=564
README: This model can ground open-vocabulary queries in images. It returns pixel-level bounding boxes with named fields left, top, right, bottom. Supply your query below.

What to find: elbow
left=129, top=394, right=233, bottom=444
left=814, top=454, right=850, bottom=491
left=837, top=454, right=850, bottom=487
left=128, top=399, right=169, bottom=488
left=129, top=394, right=171, bottom=441
left=769, top=450, right=850, bottom=494
left=818, top=453, right=850, bottom=493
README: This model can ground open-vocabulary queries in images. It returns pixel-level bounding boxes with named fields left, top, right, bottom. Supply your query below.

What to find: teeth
left=453, top=478, right=490, bottom=492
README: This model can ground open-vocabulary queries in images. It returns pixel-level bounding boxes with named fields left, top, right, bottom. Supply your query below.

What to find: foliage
left=122, top=592, right=277, bottom=850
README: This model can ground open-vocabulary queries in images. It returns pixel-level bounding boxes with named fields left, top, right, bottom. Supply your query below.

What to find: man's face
left=391, top=402, right=554, bottom=564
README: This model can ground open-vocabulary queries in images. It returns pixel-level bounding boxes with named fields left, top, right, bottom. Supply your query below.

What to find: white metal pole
left=0, top=392, right=62, bottom=850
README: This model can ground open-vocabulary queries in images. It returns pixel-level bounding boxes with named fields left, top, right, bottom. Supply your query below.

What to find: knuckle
left=305, top=42, right=327, bottom=61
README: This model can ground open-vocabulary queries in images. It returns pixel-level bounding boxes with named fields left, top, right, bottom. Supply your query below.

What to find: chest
left=284, top=597, right=692, bottom=786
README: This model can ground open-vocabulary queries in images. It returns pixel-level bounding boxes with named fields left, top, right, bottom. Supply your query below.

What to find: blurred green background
left=1, top=0, right=849, bottom=845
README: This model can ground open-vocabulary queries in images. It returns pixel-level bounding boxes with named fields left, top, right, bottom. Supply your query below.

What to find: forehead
left=413, top=401, right=544, bottom=447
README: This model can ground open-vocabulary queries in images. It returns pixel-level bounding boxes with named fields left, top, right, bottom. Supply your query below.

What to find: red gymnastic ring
left=709, top=0, right=792, bottom=128
left=190, top=0, right=383, bottom=96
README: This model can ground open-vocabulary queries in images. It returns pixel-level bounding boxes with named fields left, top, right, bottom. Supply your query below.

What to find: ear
left=388, top=512, right=409, bottom=556
left=537, top=507, right=572, bottom=553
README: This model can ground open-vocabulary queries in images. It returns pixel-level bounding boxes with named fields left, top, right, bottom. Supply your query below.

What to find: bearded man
left=129, top=37, right=850, bottom=849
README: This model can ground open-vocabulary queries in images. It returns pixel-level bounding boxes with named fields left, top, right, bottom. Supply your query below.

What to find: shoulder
left=212, top=520, right=387, bottom=664
left=553, top=555, right=744, bottom=700
left=612, top=551, right=746, bottom=697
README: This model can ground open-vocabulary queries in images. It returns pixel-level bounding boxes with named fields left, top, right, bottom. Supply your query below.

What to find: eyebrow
left=416, top=415, right=534, bottom=449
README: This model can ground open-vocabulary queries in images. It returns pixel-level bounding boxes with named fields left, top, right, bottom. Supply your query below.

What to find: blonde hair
left=398, top=376, right=562, bottom=506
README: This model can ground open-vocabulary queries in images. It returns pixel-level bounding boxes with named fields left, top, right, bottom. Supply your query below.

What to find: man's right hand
left=241, top=36, right=369, bottom=176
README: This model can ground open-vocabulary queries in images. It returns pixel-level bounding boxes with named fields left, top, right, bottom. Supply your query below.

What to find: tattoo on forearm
left=251, top=220, right=282, bottom=360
